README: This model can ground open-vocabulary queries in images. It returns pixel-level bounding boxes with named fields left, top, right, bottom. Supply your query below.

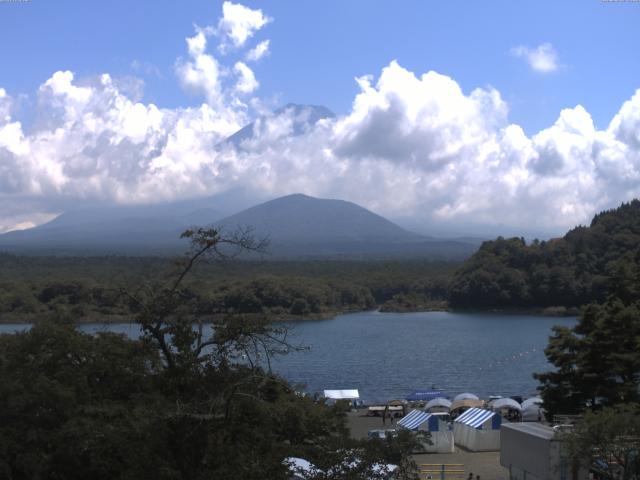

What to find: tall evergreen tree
left=535, top=251, right=640, bottom=417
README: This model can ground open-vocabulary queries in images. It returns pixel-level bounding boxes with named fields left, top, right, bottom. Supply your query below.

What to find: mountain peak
left=216, top=194, right=421, bottom=246
left=220, top=104, right=335, bottom=150
left=0, top=193, right=477, bottom=259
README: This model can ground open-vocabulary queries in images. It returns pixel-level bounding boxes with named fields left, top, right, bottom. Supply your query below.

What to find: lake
left=0, top=311, right=576, bottom=403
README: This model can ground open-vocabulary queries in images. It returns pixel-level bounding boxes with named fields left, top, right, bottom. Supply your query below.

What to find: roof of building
left=500, top=422, right=556, bottom=440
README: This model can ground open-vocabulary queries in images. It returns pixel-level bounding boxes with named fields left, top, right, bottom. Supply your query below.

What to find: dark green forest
left=449, top=200, right=640, bottom=310
left=0, top=229, right=419, bottom=479
left=535, top=245, right=640, bottom=417
left=532, top=233, right=640, bottom=479
left=3, top=200, right=640, bottom=322
left=0, top=254, right=456, bottom=323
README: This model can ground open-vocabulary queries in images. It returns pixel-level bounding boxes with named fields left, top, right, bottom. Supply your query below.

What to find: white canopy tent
left=453, top=408, right=502, bottom=451
left=323, top=389, right=359, bottom=400
left=397, top=410, right=454, bottom=453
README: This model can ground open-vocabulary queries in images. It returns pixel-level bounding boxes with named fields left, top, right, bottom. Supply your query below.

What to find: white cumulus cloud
left=1, top=4, right=640, bottom=237
left=217, top=1, right=271, bottom=51
left=246, top=39, right=270, bottom=62
left=176, top=31, right=224, bottom=104
left=0, top=88, right=13, bottom=123
left=233, top=62, right=259, bottom=94
left=3, top=58, right=640, bottom=235
left=511, top=43, right=559, bottom=73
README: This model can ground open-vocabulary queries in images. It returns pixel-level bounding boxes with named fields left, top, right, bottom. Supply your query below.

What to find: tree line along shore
left=0, top=256, right=455, bottom=323
left=1, top=200, right=639, bottom=323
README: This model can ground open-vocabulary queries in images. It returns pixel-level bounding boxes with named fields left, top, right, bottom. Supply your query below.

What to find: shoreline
left=0, top=304, right=580, bottom=325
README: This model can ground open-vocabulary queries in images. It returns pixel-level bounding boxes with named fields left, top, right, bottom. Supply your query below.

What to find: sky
left=0, top=0, right=639, bottom=236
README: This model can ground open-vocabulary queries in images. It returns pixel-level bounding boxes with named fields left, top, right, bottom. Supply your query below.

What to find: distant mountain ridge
left=211, top=193, right=477, bottom=258
left=0, top=193, right=477, bottom=259
left=0, top=200, right=227, bottom=255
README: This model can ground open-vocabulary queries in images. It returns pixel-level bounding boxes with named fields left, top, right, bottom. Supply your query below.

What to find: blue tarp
left=405, top=390, right=445, bottom=401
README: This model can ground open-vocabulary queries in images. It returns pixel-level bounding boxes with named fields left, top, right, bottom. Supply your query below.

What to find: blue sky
left=2, top=0, right=638, bottom=133
left=0, top=0, right=639, bottom=235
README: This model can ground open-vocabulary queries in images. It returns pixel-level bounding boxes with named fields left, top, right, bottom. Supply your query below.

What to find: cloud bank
left=1, top=3, right=639, bottom=236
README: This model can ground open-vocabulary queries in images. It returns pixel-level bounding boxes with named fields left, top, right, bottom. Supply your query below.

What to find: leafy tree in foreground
left=561, top=404, right=640, bottom=480
left=535, top=251, right=640, bottom=418
left=0, top=227, right=418, bottom=479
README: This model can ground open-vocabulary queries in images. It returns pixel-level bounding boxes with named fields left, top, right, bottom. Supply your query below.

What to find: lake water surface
left=0, top=311, right=576, bottom=403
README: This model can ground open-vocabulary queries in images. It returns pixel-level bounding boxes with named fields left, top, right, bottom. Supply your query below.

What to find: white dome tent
left=491, top=398, right=522, bottom=411
left=424, top=397, right=452, bottom=412
left=521, top=397, right=545, bottom=422
left=521, top=397, right=543, bottom=410
left=490, top=397, right=522, bottom=421
left=453, top=392, right=479, bottom=402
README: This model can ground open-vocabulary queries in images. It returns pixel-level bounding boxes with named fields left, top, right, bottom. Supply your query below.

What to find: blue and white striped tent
left=397, top=410, right=439, bottom=431
left=397, top=409, right=454, bottom=453
left=455, top=407, right=501, bottom=430
left=453, top=408, right=503, bottom=451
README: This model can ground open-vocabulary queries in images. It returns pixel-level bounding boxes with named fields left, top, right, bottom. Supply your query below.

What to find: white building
left=500, top=423, right=587, bottom=480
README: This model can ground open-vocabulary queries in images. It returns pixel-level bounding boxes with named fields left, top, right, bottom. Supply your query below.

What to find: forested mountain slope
left=449, top=200, right=640, bottom=309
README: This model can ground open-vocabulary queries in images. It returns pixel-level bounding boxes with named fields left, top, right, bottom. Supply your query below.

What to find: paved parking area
left=346, top=411, right=509, bottom=480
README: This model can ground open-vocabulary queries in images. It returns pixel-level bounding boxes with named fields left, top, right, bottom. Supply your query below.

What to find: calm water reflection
left=0, top=311, right=576, bottom=403
left=271, top=311, right=576, bottom=402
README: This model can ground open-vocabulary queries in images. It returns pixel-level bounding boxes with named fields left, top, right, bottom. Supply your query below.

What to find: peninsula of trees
left=449, top=200, right=640, bottom=311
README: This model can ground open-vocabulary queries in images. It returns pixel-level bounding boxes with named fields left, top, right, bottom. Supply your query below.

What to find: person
left=382, top=412, right=386, bottom=425
left=468, top=473, right=473, bottom=480
left=476, top=475, right=480, bottom=480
